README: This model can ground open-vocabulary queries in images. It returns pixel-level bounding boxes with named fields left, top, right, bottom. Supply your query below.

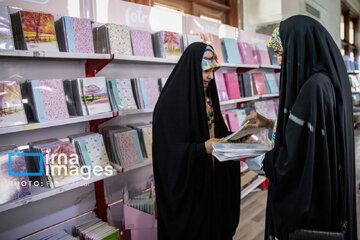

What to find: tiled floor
left=234, top=129, right=360, bottom=240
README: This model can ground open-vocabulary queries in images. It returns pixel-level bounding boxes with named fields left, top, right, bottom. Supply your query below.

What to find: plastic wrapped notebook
left=223, top=121, right=266, bottom=141
left=212, top=142, right=271, bottom=162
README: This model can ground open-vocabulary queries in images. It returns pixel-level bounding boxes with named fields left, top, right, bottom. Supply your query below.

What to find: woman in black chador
left=152, top=42, right=240, bottom=239
left=244, top=15, right=357, bottom=239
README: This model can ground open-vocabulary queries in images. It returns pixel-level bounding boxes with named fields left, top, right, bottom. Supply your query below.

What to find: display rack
left=220, top=94, right=279, bottom=107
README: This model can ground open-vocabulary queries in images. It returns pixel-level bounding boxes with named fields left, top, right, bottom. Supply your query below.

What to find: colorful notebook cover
left=264, top=73, right=279, bottom=94
left=238, top=42, right=256, bottom=65
left=41, top=142, right=82, bottom=187
left=83, top=134, right=110, bottom=169
left=221, top=38, right=242, bottom=64
left=64, top=16, right=94, bottom=53
left=254, top=39, right=271, bottom=65
left=224, top=73, right=241, bottom=99
left=226, top=111, right=240, bottom=131
left=107, top=24, right=132, bottom=55
left=0, top=6, right=14, bottom=50
left=20, top=10, right=59, bottom=52
left=234, top=109, right=248, bottom=126
left=115, top=79, right=138, bottom=110
left=240, top=73, right=254, bottom=97
left=140, top=78, right=160, bottom=109
left=214, top=72, right=229, bottom=101
left=31, top=79, right=69, bottom=122
left=0, top=81, right=28, bottom=127
left=80, top=77, right=112, bottom=115
left=0, top=150, right=31, bottom=204
left=164, top=31, right=181, bottom=59
left=251, top=73, right=268, bottom=95
left=130, top=29, right=154, bottom=57
left=115, top=130, right=144, bottom=168
left=142, top=126, right=152, bottom=159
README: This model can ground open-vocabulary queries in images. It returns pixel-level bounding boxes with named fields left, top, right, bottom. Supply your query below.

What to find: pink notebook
left=252, top=73, right=268, bottom=95
left=130, top=29, right=154, bottom=57
left=238, top=42, right=256, bottom=64
left=71, top=17, right=94, bottom=53
left=143, top=78, right=160, bottom=108
left=224, top=73, right=241, bottom=99
left=115, top=131, right=141, bottom=167
left=226, top=111, right=240, bottom=131
left=214, top=73, right=228, bottom=101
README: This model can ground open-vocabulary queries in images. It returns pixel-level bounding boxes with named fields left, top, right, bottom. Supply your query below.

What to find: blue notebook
left=221, top=38, right=242, bottom=64
left=138, top=78, right=150, bottom=109
left=264, top=73, right=279, bottom=94
left=64, top=16, right=76, bottom=53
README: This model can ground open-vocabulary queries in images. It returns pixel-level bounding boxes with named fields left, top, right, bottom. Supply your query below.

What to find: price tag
left=22, top=123, right=38, bottom=130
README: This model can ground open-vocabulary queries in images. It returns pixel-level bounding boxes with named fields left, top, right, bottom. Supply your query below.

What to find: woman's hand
left=205, top=138, right=224, bottom=154
left=241, top=112, right=273, bottom=128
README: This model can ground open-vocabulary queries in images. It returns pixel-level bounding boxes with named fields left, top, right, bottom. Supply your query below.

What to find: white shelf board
left=110, top=159, right=153, bottom=173
left=241, top=175, right=266, bottom=199
left=0, top=112, right=114, bottom=135
left=113, top=54, right=179, bottom=64
left=0, top=49, right=110, bottom=60
left=0, top=171, right=117, bottom=213
left=220, top=94, right=279, bottom=106
left=220, top=63, right=259, bottom=69
left=116, top=109, right=154, bottom=116
left=348, top=70, right=360, bottom=74
left=260, top=64, right=281, bottom=70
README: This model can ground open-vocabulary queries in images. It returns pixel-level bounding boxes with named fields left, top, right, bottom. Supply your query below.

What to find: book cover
left=107, top=24, right=132, bottom=55
left=143, top=78, right=160, bottom=108
left=214, top=72, right=229, bottom=101
left=80, top=77, right=112, bottom=115
left=64, top=16, right=94, bottom=53
left=115, top=79, right=137, bottom=110
left=264, top=73, right=279, bottom=94
left=30, top=79, right=69, bottom=122
left=115, top=130, right=143, bottom=168
left=225, top=111, right=240, bottom=131
left=0, top=81, right=28, bottom=127
left=0, top=5, right=15, bottom=50
left=83, top=133, right=110, bottom=169
left=254, top=39, right=271, bottom=65
left=130, top=29, right=154, bottom=57
left=221, top=38, right=242, bottom=64
left=267, top=46, right=278, bottom=66
left=199, top=33, right=224, bottom=63
left=251, top=73, right=268, bottom=95
left=224, top=73, right=241, bottom=99
left=20, top=10, right=59, bottom=52
left=142, top=126, right=152, bottom=159
left=0, top=150, right=31, bottom=204
left=164, top=31, right=181, bottom=59
left=41, top=142, right=82, bottom=187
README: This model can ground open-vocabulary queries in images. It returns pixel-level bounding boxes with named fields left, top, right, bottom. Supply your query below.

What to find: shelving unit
left=241, top=175, right=266, bottom=199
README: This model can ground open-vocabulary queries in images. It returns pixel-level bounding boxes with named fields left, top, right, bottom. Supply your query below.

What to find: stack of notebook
left=25, top=79, right=69, bottom=122
left=73, top=215, right=119, bottom=240
left=221, top=38, right=242, bottom=64
left=69, top=132, right=111, bottom=174
left=27, top=138, right=82, bottom=188
left=93, top=23, right=133, bottom=55
left=152, top=31, right=181, bottom=59
left=180, top=34, right=202, bottom=52
left=64, top=77, right=112, bottom=116
left=0, top=145, right=31, bottom=204
left=11, top=10, right=59, bottom=52
left=128, top=123, right=152, bottom=159
left=130, top=29, right=154, bottom=57
left=101, top=126, right=144, bottom=169
left=107, top=79, right=138, bottom=111
left=214, top=72, right=229, bottom=102
left=55, top=16, right=94, bottom=53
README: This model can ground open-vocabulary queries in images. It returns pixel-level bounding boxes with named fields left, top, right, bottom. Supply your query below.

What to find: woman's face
left=202, top=68, right=215, bottom=87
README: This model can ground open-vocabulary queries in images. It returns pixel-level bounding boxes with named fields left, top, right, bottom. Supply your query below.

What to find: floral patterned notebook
left=64, top=16, right=94, bottom=53
left=130, top=29, right=154, bottom=57
left=30, top=79, right=69, bottom=122
left=115, top=130, right=143, bottom=168
left=107, top=24, right=132, bottom=55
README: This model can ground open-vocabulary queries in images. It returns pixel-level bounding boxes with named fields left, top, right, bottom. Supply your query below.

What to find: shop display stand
left=0, top=49, right=280, bottom=239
